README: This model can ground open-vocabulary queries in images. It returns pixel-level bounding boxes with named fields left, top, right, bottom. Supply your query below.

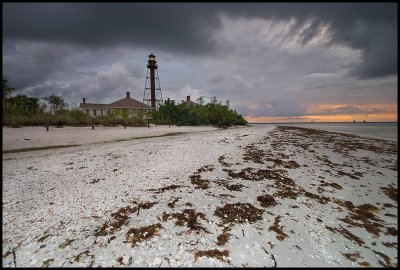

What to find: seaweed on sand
left=95, top=205, right=138, bottom=236
left=257, top=194, right=277, bottom=208
left=380, top=184, right=398, bottom=202
left=194, top=249, right=230, bottom=262
left=243, top=144, right=265, bottom=164
left=214, top=203, right=263, bottom=224
left=162, top=209, right=209, bottom=233
left=268, top=215, right=288, bottom=241
left=148, top=185, right=186, bottom=194
left=190, top=174, right=210, bottom=189
left=124, top=223, right=162, bottom=247
left=338, top=203, right=385, bottom=237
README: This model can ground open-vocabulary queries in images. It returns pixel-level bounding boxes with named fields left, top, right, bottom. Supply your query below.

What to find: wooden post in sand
left=92, top=122, right=94, bottom=130
left=46, top=123, right=49, bottom=131
left=148, top=122, right=150, bottom=129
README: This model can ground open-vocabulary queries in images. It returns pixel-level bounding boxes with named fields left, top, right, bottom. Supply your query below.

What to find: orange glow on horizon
left=245, top=112, right=398, bottom=123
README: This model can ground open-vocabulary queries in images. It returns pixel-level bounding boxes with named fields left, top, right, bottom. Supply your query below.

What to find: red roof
left=79, top=103, right=107, bottom=109
left=105, top=97, right=153, bottom=109
left=79, top=93, right=154, bottom=110
left=184, top=100, right=198, bottom=107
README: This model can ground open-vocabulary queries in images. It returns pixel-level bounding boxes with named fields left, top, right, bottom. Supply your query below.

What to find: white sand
left=2, top=125, right=398, bottom=267
left=2, top=125, right=217, bottom=151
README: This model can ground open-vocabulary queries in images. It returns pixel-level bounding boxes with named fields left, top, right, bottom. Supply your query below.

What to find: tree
left=42, top=95, right=68, bottom=114
left=115, top=108, right=130, bottom=128
left=196, top=96, right=205, bottom=105
left=7, top=94, right=39, bottom=114
left=2, top=79, right=15, bottom=100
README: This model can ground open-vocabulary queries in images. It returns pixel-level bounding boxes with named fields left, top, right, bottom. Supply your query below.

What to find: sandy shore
left=2, top=125, right=398, bottom=267
left=2, top=125, right=218, bottom=152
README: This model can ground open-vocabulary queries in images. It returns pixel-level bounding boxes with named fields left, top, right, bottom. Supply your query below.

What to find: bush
left=151, top=97, right=248, bottom=127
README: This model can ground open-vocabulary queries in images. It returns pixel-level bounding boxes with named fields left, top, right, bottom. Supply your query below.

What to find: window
left=86, top=109, right=89, bottom=114
left=93, top=109, right=97, bottom=116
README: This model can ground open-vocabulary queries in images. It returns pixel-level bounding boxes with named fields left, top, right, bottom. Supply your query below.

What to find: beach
left=2, top=124, right=398, bottom=267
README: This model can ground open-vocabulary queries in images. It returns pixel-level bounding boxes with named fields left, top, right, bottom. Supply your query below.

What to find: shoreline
left=2, top=125, right=397, bottom=267
left=2, top=125, right=238, bottom=153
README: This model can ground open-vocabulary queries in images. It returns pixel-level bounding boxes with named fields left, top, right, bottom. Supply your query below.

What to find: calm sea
left=269, top=122, right=398, bottom=141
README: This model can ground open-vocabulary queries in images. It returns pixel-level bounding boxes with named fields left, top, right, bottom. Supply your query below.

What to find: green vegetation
left=2, top=79, right=147, bottom=127
left=2, top=78, right=247, bottom=128
left=151, top=97, right=248, bottom=127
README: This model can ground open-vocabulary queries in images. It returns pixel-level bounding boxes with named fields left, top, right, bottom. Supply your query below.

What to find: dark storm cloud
left=3, top=3, right=397, bottom=78
left=3, top=3, right=220, bottom=55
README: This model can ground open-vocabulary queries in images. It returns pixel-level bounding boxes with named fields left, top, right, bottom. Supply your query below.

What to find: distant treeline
left=152, top=98, right=248, bottom=127
left=2, top=78, right=247, bottom=128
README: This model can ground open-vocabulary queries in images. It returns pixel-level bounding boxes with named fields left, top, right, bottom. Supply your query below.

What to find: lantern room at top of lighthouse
left=147, top=52, right=157, bottom=68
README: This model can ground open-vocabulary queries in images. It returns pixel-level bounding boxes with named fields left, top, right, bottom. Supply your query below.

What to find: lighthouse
left=143, top=53, right=163, bottom=109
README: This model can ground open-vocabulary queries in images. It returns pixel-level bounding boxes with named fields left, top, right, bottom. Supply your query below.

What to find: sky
left=2, top=2, right=398, bottom=122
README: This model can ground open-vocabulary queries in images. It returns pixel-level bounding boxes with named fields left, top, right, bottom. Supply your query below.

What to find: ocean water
left=272, top=122, right=398, bottom=141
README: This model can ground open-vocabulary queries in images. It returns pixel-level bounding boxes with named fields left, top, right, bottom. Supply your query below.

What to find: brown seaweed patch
left=380, top=184, right=398, bottom=202
left=190, top=175, right=210, bottom=189
left=303, top=191, right=330, bottom=204
left=139, top=201, right=158, bottom=210
left=74, top=250, right=89, bottom=262
left=257, top=194, right=277, bottom=208
left=197, top=164, right=215, bottom=173
left=371, top=249, right=394, bottom=267
left=148, top=185, right=186, bottom=194
left=216, top=180, right=246, bottom=192
left=332, top=198, right=355, bottom=209
left=265, top=158, right=301, bottom=169
left=273, top=188, right=300, bottom=200
left=338, top=203, right=384, bottom=236
left=382, top=242, right=398, bottom=248
left=125, top=223, right=162, bottom=247
left=243, top=144, right=265, bottom=164
left=358, top=261, right=371, bottom=267
left=225, top=167, right=293, bottom=184
left=218, top=155, right=231, bottom=167
left=337, top=170, right=360, bottom=180
left=215, top=203, right=263, bottom=224
left=95, top=205, right=138, bottom=236
left=341, top=251, right=361, bottom=262
left=58, top=238, right=76, bottom=249
left=268, top=215, right=288, bottom=241
left=285, top=160, right=301, bottom=169
left=320, top=182, right=343, bottom=190
left=385, top=227, right=398, bottom=236
left=42, top=258, right=54, bottom=268
left=168, top=198, right=181, bottom=208
left=194, top=249, right=229, bottom=262
left=326, top=225, right=365, bottom=246
left=37, top=234, right=51, bottom=243
left=337, top=226, right=365, bottom=246
left=383, top=203, right=395, bottom=208
left=2, top=250, right=11, bottom=259
left=164, top=209, right=209, bottom=233
left=217, top=227, right=232, bottom=246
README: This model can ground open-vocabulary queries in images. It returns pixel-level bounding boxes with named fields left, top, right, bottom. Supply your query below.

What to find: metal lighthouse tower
left=143, top=53, right=163, bottom=109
